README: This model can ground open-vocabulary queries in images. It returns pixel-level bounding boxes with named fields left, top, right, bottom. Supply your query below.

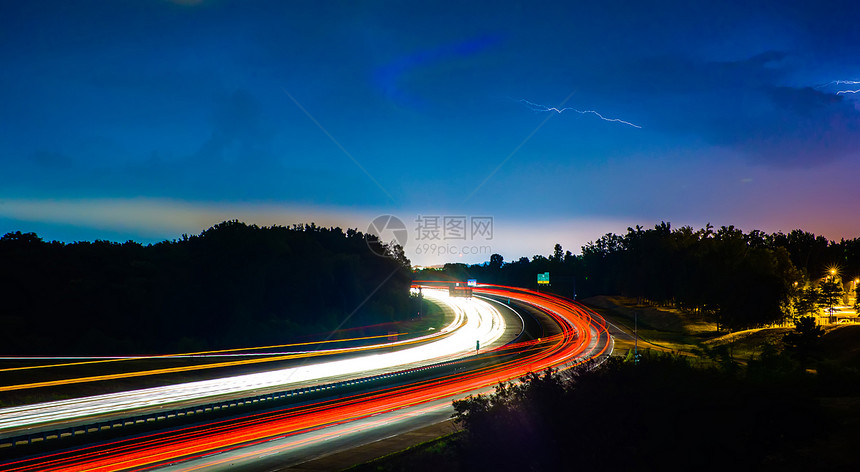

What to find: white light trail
left=0, top=290, right=505, bottom=432
left=519, top=99, right=641, bottom=129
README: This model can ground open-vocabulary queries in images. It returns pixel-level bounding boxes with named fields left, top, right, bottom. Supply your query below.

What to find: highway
left=0, top=289, right=503, bottom=436
left=156, top=391, right=472, bottom=471
left=0, top=285, right=611, bottom=471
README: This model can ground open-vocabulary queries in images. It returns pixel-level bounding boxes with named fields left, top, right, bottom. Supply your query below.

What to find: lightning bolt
left=817, top=80, right=860, bottom=96
left=816, top=80, right=860, bottom=88
left=519, top=99, right=642, bottom=129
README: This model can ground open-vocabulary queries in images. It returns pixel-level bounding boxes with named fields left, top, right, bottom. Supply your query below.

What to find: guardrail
left=0, top=351, right=483, bottom=457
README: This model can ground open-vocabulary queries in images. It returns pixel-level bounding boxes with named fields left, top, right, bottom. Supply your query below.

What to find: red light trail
left=0, top=285, right=610, bottom=472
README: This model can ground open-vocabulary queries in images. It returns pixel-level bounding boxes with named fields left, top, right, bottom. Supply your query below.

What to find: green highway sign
left=537, top=272, right=550, bottom=285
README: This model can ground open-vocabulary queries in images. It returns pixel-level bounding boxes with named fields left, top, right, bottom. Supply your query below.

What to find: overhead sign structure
left=467, top=279, right=477, bottom=287
left=537, top=272, right=550, bottom=285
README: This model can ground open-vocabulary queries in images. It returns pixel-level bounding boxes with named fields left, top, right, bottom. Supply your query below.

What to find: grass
left=585, top=295, right=717, bottom=334
left=703, top=327, right=793, bottom=360
left=583, top=295, right=717, bottom=355
left=586, top=295, right=860, bottom=369
left=346, top=432, right=463, bottom=472
left=397, top=298, right=448, bottom=334
left=819, top=325, right=860, bottom=365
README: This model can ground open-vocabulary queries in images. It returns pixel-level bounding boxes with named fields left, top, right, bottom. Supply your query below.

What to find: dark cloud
left=741, top=86, right=860, bottom=166
left=193, top=90, right=274, bottom=165
left=605, top=51, right=860, bottom=167
left=766, top=86, right=842, bottom=114
left=373, top=34, right=503, bottom=108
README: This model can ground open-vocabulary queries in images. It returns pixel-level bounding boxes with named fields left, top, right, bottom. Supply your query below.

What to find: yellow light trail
left=0, top=333, right=445, bottom=393
left=0, top=332, right=409, bottom=374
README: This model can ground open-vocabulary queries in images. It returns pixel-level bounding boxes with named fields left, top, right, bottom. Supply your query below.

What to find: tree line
left=415, top=223, right=860, bottom=331
left=0, top=221, right=412, bottom=355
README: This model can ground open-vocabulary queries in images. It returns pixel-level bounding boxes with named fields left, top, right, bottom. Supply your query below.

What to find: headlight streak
left=1, top=318, right=459, bottom=386
left=1, top=286, right=610, bottom=472
left=0, top=333, right=413, bottom=371
left=0, top=290, right=503, bottom=432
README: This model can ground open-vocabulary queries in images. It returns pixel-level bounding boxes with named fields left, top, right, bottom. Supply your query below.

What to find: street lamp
left=822, top=267, right=840, bottom=323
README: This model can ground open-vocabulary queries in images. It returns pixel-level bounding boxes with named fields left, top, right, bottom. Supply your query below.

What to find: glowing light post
left=825, top=268, right=838, bottom=323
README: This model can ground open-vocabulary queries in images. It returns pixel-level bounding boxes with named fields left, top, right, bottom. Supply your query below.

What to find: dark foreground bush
left=454, top=356, right=827, bottom=472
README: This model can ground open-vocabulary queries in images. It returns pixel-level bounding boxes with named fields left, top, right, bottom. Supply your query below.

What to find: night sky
left=2, top=0, right=859, bottom=265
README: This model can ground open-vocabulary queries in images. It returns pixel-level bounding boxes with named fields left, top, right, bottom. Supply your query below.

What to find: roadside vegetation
left=585, top=294, right=860, bottom=368
left=0, top=221, right=415, bottom=356
left=416, top=223, right=860, bottom=331
left=584, top=295, right=716, bottom=355
left=347, top=432, right=461, bottom=472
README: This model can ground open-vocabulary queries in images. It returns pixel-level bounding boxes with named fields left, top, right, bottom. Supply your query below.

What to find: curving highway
left=0, top=289, right=504, bottom=435
left=0, top=284, right=611, bottom=471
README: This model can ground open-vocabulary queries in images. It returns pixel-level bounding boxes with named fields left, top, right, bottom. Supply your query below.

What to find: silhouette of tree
left=421, top=222, right=831, bottom=331
left=783, top=315, right=824, bottom=368
left=855, top=283, right=860, bottom=315
left=0, top=222, right=413, bottom=355
left=550, top=243, right=563, bottom=262
left=488, top=253, right=504, bottom=270
left=818, top=279, right=844, bottom=321
left=794, top=285, right=820, bottom=318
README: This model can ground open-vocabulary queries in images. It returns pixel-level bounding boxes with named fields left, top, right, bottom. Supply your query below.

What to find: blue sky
left=2, top=0, right=860, bottom=265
